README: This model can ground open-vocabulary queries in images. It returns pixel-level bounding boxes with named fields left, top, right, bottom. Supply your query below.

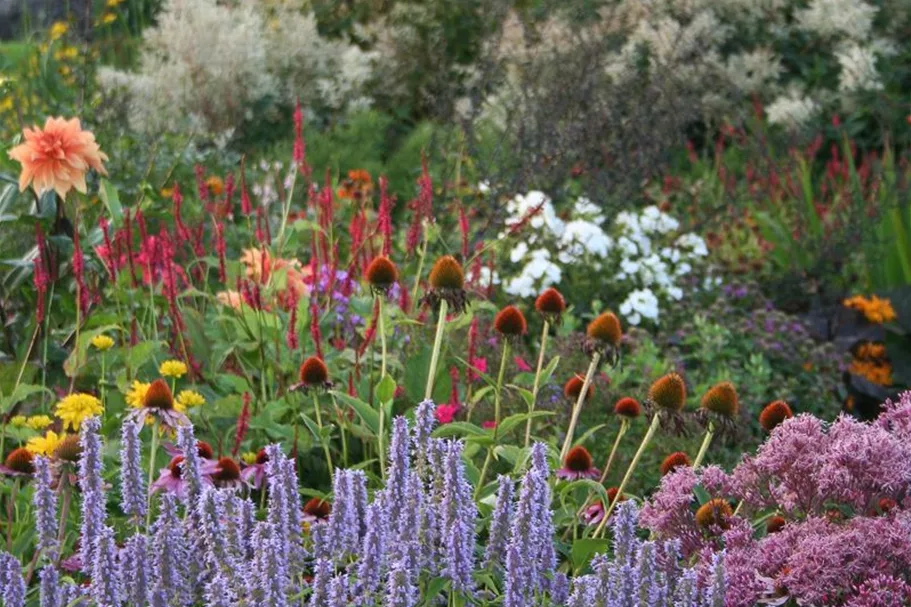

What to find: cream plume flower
left=8, top=117, right=108, bottom=199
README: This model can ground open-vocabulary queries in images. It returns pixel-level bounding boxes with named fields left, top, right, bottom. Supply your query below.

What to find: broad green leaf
left=432, top=421, right=487, bottom=438
left=376, top=374, right=396, bottom=403
left=0, top=383, right=52, bottom=413
left=496, top=410, right=554, bottom=438
left=331, top=391, right=379, bottom=434
left=98, top=179, right=123, bottom=226
left=571, top=538, right=612, bottom=570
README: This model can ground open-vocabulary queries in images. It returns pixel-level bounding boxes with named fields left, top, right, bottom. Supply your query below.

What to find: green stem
left=559, top=352, right=601, bottom=462
left=598, top=420, right=629, bottom=485
left=313, top=392, right=334, bottom=482
left=594, top=411, right=662, bottom=538
left=475, top=341, right=510, bottom=497
left=377, top=295, right=388, bottom=479
left=524, top=320, right=550, bottom=448
left=424, top=299, right=449, bottom=402
left=692, top=423, right=715, bottom=469
left=146, top=419, right=159, bottom=529
left=411, top=234, right=429, bottom=313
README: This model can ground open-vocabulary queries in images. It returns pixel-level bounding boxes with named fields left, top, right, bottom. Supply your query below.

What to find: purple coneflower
left=557, top=445, right=600, bottom=480
left=0, top=448, right=34, bottom=477
left=150, top=455, right=214, bottom=500
left=241, top=448, right=269, bottom=489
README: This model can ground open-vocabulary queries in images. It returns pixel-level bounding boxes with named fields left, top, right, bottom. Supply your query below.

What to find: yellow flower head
left=91, top=334, right=115, bottom=351
left=49, top=22, right=68, bottom=41
left=26, top=430, right=62, bottom=456
left=100, top=12, right=117, bottom=24
left=9, top=415, right=27, bottom=427
left=26, top=415, right=53, bottom=431
left=241, top=451, right=258, bottom=465
left=106, top=0, right=124, bottom=6
left=55, top=393, right=103, bottom=430
left=125, top=380, right=150, bottom=408
left=176, top=390, right=205, bottom=409
left=159, top=360, right=188, bottom=378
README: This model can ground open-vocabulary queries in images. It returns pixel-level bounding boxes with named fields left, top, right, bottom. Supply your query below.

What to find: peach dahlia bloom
left=8, top=117, right=108, bottom=199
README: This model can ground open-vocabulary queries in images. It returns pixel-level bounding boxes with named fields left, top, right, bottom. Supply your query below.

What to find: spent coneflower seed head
left=759, top=400, right=793, bottom=432
left=494, top=305, right=527, bottom=338
left=700, top=381, right=739, bottom=418
left=299, top=356, right=330, bottom=389
left=648, top=373, right=687, bottom=412
left=303, top=497, right=331, bottom=520
left=586, top=311, right=622, bottom=347
left=197, top=441, right=214, bottom=460
left=766, top=515, right=786, bottom=534
left=144, top=379, right=174, bottom=410
left=365, top=256, right=398, bottom=292
left=535, top=287, right=566, bottom=322
left=659, top=452, right=691, bottom=476
left=53, top=434, right=82, bottom=463
left=564, top=375, right=593, bottom=402
left=4, top=448, right=34, bottom=475
left=695, top=498, right=733, bottom=530
left=606, top=487, right=625, bottom=505
left=429, top=255, right=464, bottom=291
left=614, top=397, right=641, bottom=419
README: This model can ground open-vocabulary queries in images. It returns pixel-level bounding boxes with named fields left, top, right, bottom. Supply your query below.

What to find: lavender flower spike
left=385, top=416, right=411, bottom=532
left=483, top=475, right=514, bottom=568
left=121, top=534, right=149, bottom=607
left=32, top=456, right=58, bottom=559
left=385, top=560, right=417, bottom=607
left=78, top=416, right=105, bottom=571
left=329, top=469, right=359, bottom=558
left=355, top=502, right=387, bottom=601
left=177, top=424, right=205, bottom=509
left=412, top=399, right=437, bottom=477
left=91, top=526, right=123, bottom=607
left=119, top=417, right=147, bottom=519
left=328, top=574, right=350, bottom=607
left=0, top=552, right=26, bottom=607
left=440, top=440, right=477, bottom=595
left=150, top=494, right=190, bottom=607
left=39, top=565, right=60, bottom=607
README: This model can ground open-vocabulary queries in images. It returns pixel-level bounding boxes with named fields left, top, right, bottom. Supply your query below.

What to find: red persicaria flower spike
left=494, top=305, right=527, bottom=338
left=695, top=498, right=733, bottom=530
left=563, top=375, right=593, bottom=402
left=614, top=397, right=641, bottom=419
left=648, top=373, right=687, bottom=412
left=144, top=379, right=175, bottom=410
left=766, top=515, right=786, bottom=534
left=557, top=445, right=600, bottom=480
left=286, top=299, right=300, bottom=351
left=759, top=400, right=793, bottom=432
left=365, top=256, right=398, bottom=293
left=299, top=356, right=330, bottom=390
left=466, top=317, right=479, bottom=382
left=232, top=392, right=251, bottom=457
left=700, top=381, right=739, bottom=418
left=99, top=217, right=116, bottom=280
left=377, top=176, right=394, bottom=256
left=3, top=447, right=35, bottom=475
left=194, top=165, right=208, bottom=203
left=214, top=221, right=227, bottom=283
left=240, top=157, right=252, bottom=216
left=535, top=287, right=566, bottom=323
left=659, top=452, right=691, bottom=476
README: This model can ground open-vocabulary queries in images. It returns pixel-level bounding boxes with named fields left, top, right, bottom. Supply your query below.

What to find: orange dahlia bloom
left=8, top=117, right=108, bottom=198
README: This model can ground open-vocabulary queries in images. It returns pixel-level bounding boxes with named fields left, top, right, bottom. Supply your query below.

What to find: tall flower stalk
left=693, top=382, right=738, bottom=468
left=366, top=255, right=398, bottom=479
left=421, top=256, right=467, bottom=401
left=525, top=288, right=565, bottom=447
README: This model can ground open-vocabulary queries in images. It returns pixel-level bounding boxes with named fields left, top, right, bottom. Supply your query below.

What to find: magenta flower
left=556, top=446, right=600, bottom=481
left=435, top=404, right=459, bottom=425
left=241, top=448, right=268, bottom=490
left=151, top=455, right=214, bottom=500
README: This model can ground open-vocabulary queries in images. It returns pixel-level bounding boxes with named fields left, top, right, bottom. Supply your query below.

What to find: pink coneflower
left=211, top=457, right=244, bottom=490
left=241, top=448, right=268, bottom=490
left=0, top=448, right=35, bottom=477
left=580, top=488, right=624, bottom=526
left=557, top=446, right=600, bottom=480
left=302, top=497, right=330, bottom=523
left=164, top=439, right=215, bottom=461
left=151, top=456, right=214, bottom=500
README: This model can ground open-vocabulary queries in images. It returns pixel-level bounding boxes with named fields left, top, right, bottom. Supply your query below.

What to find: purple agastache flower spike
left=384, top=559, right=417, bottom=607
left=503, top=543, right=525, bottom=607
left=329, top=469, right=359, bottom=558
left=483, top=475, right=514, bottom=568
left=151, top=494, right=190, bottom=606
left=120, top=418, right=147, bottom=519
left=265, top=445, right=291, bottom=565
left=61, top=582, right=87, bottom=607
left=250, top=522, right=287, bottom=607
left=281, top=457, right=305, bottom=565
left=566, top=575, right=599, bottom=607
left=552, top=572, right=569, bottom=605
left=204, top=572, right=237, bottom=607
left=529, top=442, right=556, bottom=592
left=91, top=525, right=123, bottom=607
left=613, top=499, right=638, bottom=567
left=78, top=416, right=105, bottom=571
left=440, top=440, right=476, bottom=595
left=177, top=424, right=205, bottom=509
left=412, top=399, right=437, bottom=477
left=504, top=443, right=551, bottom=605
left=32, top=456, right=58, bottom=560
left=356, top=502, right=387, bottom=601
left=0, top=552, right=26, bottom=607
left=121, top=534, right=149, bottom=607
left=308, top=557, right=333, bottom=607
left=311, top=522, right=332, bottom=561
left=198, top=486, right=238, bottom=579
left=39, top=565, right=60, bottom=607
left=350, top=469, right=368, bottom=538
left=385, top=416, right=411, bottom=532
left=674, top=569, right=699, bottom=606
left=705, top=551, right=725, bottom=607
left=328, top=573, right=349, bottom=607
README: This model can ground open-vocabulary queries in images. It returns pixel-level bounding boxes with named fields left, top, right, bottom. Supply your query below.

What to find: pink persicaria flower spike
left=8, top=117, right=108, bottom=199
left=557, top=445, right=600, bottom=480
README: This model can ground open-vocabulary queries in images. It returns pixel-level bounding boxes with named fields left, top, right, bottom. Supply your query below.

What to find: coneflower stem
left=424, top=299, right=449, bottom=402
left=692, top=422, right=715, bottom=469
left=146, top=419, right=160, bottom=529
left=312, top=392, right=334, bottom=482
left=524, top=321, right=550, bottom=448
left=475, top=341, right=510, bottom=498
left=559, top=352, right=601, bottom=462
left=594, top=411, right=662, bottom=538
left=598, top=419, right=629, bottom=485
left=376, top=295, right=388, bottom=479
